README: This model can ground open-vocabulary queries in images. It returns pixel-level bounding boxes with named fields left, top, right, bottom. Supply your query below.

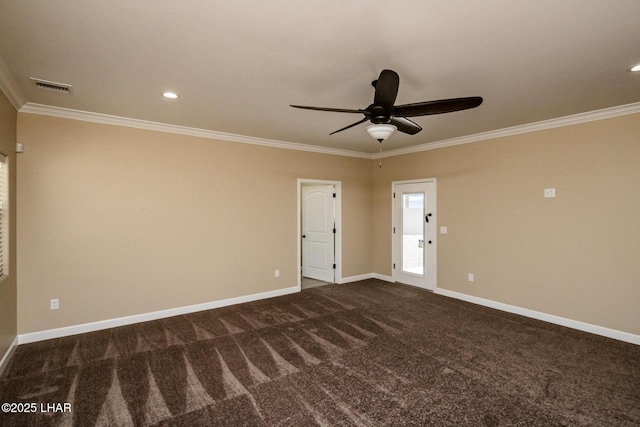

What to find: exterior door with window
left=393, top=180, right=436, bottom=290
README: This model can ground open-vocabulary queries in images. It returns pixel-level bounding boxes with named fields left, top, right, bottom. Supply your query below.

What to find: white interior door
left=393, top=180, right=436, bottom=290
left=302, top=185, right=335, bottom=282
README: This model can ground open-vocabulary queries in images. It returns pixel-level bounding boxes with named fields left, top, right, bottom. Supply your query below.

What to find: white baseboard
left=0, top=335, right=19, bottom=377
left=339, top=273, right=374, bottom=283
left=435, top=288, right=640, bottom=346
left=339, top=273, right=394, bottom=284
left=372, top=273, right=394, bottom=283
left=19, top=285, right=299, bottom=345
left=15, top=278, right=639, bottom=347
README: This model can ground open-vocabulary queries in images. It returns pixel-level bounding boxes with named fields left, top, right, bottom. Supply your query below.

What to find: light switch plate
left=544, top=188, right=556, bottom=198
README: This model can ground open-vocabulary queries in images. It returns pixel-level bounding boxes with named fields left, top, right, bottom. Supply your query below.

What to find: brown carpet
left=1, top=279, right=639, bottom=426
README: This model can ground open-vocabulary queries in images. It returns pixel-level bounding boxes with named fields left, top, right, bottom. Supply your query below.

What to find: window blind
left=0, top=154, right=7, bottom=277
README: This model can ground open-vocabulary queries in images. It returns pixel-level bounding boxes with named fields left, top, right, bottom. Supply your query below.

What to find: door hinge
left=333, top=193, right=336, bottom=198
left=393, top=263, right=396, bottom=269
left=393, top=227, right=396, bottom=233
left=333, top=228, right=336, bottom=234
left=333, top=263, right=336, bottom=269
left=393, top=192, right=395, bottom=198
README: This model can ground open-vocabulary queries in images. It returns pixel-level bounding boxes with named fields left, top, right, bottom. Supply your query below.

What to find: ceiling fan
left=291, top=69, right=483, bottom=142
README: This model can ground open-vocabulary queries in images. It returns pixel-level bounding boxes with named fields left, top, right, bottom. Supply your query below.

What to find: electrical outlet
left=468, top=273, right=474, bottom=282
left=275, top=269, right=280, bottom=278
left=50, top=299, right=59, bottom=310
left=544, top=188, right=556, bottom=198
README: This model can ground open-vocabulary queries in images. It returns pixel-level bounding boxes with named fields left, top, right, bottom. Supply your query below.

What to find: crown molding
left=0, top=56, right=26, bottom=110
left=19, top=103, right=371, bottom=159
left=18, top=100, right=640, bottom=160
left=374, top=101, right=640, bottom=159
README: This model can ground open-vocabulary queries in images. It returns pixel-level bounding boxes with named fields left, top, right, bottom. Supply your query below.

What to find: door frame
left=391, top=178, right=437, bottom=290
left=297, top=179, right=342, bottom=289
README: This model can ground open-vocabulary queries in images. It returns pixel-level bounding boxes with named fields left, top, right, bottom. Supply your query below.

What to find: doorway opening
left=297, top=179, right=342, bottom=290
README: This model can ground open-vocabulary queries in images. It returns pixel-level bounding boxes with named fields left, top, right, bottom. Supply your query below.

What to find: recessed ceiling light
left=163, top=92, right=179, bottom=99
left=630, top=64, right=640, bottom=72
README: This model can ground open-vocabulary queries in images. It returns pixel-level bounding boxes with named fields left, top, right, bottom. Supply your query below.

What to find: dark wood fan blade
left=329, top=117, right=369, bottom=135
left=373, top=69, right=399, bottom=111
left=390, top=117, right=422, bottom=135
left=394, top=97, right=483, bottom=117
left=290, top=105, right=364, bottom=114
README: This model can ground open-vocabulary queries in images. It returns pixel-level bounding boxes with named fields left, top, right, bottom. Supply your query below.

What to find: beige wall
left=16, top=114, right=372, bottom=333
left=373, top=113, right=640, bottom=335
left=0, top=90, right=17, bottom=358
left=15, top=110, right=640, bottom=338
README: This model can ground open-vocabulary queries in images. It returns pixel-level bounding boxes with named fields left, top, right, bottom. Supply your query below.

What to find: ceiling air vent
left=30, top=78, right=72, bottom=95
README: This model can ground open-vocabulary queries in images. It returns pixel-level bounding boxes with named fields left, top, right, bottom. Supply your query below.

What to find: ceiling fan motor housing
left=368, top=105, right=390, bottom=124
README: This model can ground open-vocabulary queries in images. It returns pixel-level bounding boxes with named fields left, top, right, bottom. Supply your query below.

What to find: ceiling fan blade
left=373, top=69, right=399, bottom=111
left=329, top=117, right=369, bottom=135
left=394, top=96, right=483, bottom=117
left=390, top=117, right=422, bottom=135
left=290, top=105, right=364, bottom=114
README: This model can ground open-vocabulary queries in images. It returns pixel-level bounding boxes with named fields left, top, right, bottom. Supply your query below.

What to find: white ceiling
left=1, top=0, right=639, bottom=154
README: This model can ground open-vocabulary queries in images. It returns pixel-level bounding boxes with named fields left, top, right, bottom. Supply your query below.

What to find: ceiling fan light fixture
left=366, top=124, right=397, bottom=142
left=630, top=63, right=640, bottom=72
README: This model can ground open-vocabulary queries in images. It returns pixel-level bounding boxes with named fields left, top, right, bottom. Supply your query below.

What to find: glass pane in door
left=402, top=193, right=424, bottom=275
